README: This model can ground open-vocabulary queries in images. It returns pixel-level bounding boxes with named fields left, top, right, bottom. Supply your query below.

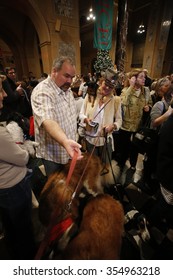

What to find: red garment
left=29, top=116, right=34, bottom=137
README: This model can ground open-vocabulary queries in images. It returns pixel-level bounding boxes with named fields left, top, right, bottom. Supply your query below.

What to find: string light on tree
left=94, top=50, right=114, bottom=74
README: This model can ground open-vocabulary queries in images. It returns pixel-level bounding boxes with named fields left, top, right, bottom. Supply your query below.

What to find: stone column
left=143, top=0, right=173, bottom=78
left=115, top=0, right=128, bottom=72
left=39, top=41, right=52, bottom=74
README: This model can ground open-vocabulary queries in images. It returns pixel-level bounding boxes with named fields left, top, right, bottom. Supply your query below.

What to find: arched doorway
left=0, top=0, right=51, bottom=79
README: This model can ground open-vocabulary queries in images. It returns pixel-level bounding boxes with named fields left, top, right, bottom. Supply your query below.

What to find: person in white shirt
left=78, top=75, right=90, bottom=98
left=79, top=70, right=122, bottom=164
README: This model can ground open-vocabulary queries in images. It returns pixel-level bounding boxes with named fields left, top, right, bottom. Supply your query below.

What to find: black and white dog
left=6, top=112, right=38, bottom=157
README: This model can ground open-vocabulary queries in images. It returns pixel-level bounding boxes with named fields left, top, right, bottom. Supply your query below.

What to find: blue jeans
left=0, top=172, right=36, bottom=259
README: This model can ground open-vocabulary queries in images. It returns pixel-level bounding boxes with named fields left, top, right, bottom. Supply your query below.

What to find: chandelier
left=137, top=24, right=145, bottom=34
left=87, top=7, right=96, bottom=21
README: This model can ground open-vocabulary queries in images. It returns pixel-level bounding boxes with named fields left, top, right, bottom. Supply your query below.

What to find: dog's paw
left=24, top=140, right=39, bottom=157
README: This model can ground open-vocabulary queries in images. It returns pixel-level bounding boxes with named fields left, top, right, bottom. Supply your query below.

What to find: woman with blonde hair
left=79, top=69, right=122, bottom=164
left=151, top=76, right=171, bottom=105
left=117, top=69, right=153, bottom=183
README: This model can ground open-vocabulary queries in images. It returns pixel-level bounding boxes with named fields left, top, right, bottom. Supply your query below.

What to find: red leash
left=34, top=151, right=78, bottom=260
left=66, top=150, right=78, bottom=186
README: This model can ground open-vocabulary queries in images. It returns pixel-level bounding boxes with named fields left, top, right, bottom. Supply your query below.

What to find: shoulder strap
left=162, top=101, right=167, bottom=115
left=93, top=96, right=113, bottom=120
left=155, top=101, right=167, bottom=134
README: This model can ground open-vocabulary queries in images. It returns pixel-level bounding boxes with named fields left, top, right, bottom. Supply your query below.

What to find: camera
left=89, top=121, right=99, bottom=128
left=86, top=121, right=99, bottom=133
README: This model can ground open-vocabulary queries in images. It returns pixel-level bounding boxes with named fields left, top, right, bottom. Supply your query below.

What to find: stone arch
left=25, top=0, right=50, bottom=45
left=0, top=0, right=51, bottom=78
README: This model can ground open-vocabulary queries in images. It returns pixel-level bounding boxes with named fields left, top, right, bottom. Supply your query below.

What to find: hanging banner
left=93, top=0, right=114, bottom=50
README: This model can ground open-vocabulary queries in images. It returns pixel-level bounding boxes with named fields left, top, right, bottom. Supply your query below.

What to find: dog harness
left=48, top=216, right=74, bottom=245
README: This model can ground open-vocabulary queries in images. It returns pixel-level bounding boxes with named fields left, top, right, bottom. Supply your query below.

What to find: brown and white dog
left=38, top=152, right=123, bottom=260
left=39, top=152, right=120, bottom=226
left=60, top=194, right=124, bottom=260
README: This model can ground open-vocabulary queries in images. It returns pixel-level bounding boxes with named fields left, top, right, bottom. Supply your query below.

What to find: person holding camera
left=117, top=69, right=153, bottom=184
left=78, top=70, right=122, bottom=164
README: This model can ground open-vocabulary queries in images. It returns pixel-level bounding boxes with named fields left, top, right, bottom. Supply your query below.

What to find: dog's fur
left=124, top=210, right=150, bottom=243
left=38, top=153, right=123, bottom=259
left=6, top=112, right=38, bottom=157
left=60, top=194, right=124, bottom=260
left=6, top=111, right=30, bottom=136
left=39, top=152, right=120, bottom=226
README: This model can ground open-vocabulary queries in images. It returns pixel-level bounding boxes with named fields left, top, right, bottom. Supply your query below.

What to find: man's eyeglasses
left=8, top=72, right=16, bottom=75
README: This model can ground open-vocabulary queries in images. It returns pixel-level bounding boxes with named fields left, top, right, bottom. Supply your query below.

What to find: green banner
left=93, top=0, right=113, bottom=50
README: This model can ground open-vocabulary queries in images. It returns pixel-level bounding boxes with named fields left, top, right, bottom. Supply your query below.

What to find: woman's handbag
left=132, top=126, right=158, bottom=155
left=133, top=101, right=166, bottom=155
left=132, top=115, right=158, bottom=155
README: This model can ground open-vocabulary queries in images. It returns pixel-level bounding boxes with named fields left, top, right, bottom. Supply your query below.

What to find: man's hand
left=42, top=119, right=83, bottom=160
left=16, top=84, right=24, bottom=95
left=63, top=139, right=83, bottom=160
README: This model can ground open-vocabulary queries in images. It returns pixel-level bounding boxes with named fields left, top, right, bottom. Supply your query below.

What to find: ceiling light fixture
left=87, top=7, right=96, bottom=21
left=163, top=20, right=171, bottom=26
left=137, top=24, right=145, bottom=34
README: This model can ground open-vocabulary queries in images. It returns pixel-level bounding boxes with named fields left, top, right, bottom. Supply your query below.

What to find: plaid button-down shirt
left=31, top=76, right=77, bottom=164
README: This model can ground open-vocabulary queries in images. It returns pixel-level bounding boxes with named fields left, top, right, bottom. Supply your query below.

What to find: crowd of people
left=0, top=56, right=173, bottom=259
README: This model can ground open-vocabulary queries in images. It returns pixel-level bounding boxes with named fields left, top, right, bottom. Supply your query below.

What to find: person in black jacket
left=1, top=67, right=33, bottom=121
left=146, top=103, right=173, bottom=259
left=0, top=67, right=24, bottom=121
left=157, top=114, right=173, bottom=210
left=149, top=99, right=173, bottom=228
left=143, top=68, right=153, bottom=90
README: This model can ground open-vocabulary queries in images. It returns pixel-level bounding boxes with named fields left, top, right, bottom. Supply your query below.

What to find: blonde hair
left=123, top=69, right=144, bottom=88
left=157, top=77, right=170, bottom=88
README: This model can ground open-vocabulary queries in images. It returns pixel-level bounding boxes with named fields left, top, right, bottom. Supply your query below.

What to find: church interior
left=0, top=0, right=173, bottom=261
left=0, top=0, right=172, bottom=80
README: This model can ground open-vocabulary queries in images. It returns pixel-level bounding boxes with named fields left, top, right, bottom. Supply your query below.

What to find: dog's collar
left=48, top=216, right=73, bottom=245
left=15, top=142, right=24, bottom=144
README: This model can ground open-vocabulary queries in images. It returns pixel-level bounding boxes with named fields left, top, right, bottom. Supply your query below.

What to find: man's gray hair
left=52, top=56, right=75, bottom=71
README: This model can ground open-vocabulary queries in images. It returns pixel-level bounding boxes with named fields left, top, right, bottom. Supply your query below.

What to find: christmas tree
left=94, top=49, right=114, bottom=74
